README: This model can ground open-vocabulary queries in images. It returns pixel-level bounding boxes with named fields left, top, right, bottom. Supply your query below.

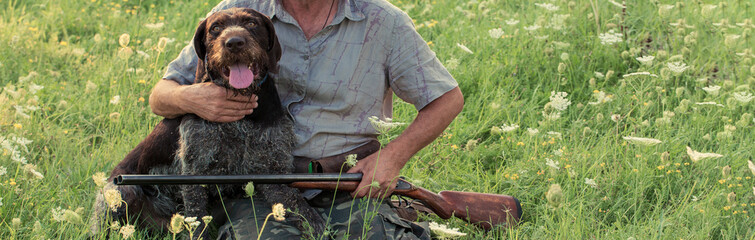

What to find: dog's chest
left=175, top=115, right=295, bottom=175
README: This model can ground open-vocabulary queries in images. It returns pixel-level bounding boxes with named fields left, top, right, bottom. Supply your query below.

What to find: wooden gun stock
left=290, top=179, right=522, bottom=230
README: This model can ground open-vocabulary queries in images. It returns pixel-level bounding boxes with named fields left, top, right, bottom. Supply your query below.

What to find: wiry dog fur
left=91, top=8, right=325, bottom=239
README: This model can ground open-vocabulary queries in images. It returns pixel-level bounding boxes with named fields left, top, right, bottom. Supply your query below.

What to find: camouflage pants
left=215, top=192, right=431, bottom=240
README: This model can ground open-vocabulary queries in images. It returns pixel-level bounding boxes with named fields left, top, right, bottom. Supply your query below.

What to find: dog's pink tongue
left=229, top=64, right=255, bottom=89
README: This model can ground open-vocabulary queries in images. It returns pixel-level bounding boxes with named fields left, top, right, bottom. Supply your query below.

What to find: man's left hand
left=346, top=148, right=406, bottom=199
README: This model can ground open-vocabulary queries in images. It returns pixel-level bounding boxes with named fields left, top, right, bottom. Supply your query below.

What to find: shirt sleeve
left=386, top=11, right=458, bottom=111
left=161, top=0, right=250, bottom=85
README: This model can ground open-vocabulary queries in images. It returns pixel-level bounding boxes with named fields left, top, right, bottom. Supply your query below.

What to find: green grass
left=1, top=0, right=754, bottom=239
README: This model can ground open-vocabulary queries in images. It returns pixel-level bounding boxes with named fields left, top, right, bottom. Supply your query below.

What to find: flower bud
left=658, top=5, right=674, bottom=18
left=675, top=87, right=686, bottom=96
left=722, top=165, right=731, bottom=178
left=656, top=50, right=668, bottom=61
left=118, top=33, right=130, bottom=47
left=727, top=192, right=736, bottom=203
left=170, top=213, right=185, bottom=234
left=245, top=182, right=255, bottom=197
left=545, top=184, right=563, bottom=207
left=605, top=70, right=615, bottom=80
left=660, top=152, right=670, bottom=162
left=557, top=62, right=567, bottom=73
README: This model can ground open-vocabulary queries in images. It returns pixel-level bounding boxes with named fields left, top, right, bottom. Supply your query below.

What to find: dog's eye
left=246, top=22, right=256, bottom=28
left=211, top=26, right=222, bottom=32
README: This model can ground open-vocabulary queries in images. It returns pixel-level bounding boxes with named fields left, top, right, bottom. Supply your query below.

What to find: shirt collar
left=258, top=0, right=365, bottom=23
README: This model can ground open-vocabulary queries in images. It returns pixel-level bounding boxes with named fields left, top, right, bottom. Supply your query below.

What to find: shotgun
left=115, top=173, right=522, bottom=230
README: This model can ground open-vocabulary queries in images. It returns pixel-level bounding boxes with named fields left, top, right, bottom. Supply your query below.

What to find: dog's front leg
left=181, top=185, right=210, bottom=240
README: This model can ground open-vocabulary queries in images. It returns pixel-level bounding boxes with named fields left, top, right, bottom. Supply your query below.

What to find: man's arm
left=347, top=86, right=464, bottom=198
left=149, top=79, right=258, bottom=122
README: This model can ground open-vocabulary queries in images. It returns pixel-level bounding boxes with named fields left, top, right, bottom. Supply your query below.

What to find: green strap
left=308, top=162, right=313, bottom=173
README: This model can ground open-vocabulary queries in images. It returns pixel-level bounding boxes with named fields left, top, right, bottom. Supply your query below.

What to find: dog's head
left=193, top=8, right=282, bottom=96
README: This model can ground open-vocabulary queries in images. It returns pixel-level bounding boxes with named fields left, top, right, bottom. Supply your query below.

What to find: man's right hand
left=149, top=79, right=258, bottom=122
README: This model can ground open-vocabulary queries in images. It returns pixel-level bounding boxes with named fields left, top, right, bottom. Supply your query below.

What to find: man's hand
left=149, top=79, right=258, bottom=122
left=345, top=87, right=463, bottom=199
left=180, top=82, right=258, bottom=122
left=346, top=148, right=405, bottom=199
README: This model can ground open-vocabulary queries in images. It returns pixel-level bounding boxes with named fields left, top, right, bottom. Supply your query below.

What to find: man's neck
left=281, top=0, right=338, bottom=40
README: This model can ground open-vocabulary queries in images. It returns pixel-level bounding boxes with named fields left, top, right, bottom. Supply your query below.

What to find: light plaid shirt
left=163, top=0, right=457, bottom=159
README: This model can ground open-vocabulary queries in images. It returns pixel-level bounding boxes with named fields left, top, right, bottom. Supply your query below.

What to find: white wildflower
left=545, top=158, right=561, bottom=170
left=549, top=91, right=571, bottom=111
left=368, top=116, right=406, bottom=132
left=666, top=62, right=689, bottom=75
left=119, top=224, right=135, bottom=239
left=136, top=50, right=150, bottom=59
left=24, top=164, right=44, bottom=179
left=51, top=207, right=65, bottom=222
left=608, top=0, right=624, bottom=8
left=584, top=178, right=598, bottom=188
left=28, top=83, right=44, bottom=94
left=594, top=72, right=605, bottom=79
left=93, top=33, right=103, bottom=43
left=110, top=95, right=121, bottom=105
left=456, top=43, right=473, bottom=54
left=429, top=222, right=467, bottom=239
left=732, top=92, right=754, bottom=103
left=526, top=128, right=539, bottom=136
left=345, top=154, right=358, bottom=168
left=622, top=136, right=662, bottom=146
left=0, top=198, right=2, bottom=207
left=500, top=123, right=519, bottom=132
left=552, top=41, right=571, bottom=49
left=18, top=71, right=39, bottom=82
left=0, top=166, right=6, bottom=176
left=702, top=85, right=721, bottom=95
left=658, top=4, right=674, bottom=17
left=623, top=72, right=658, bottom=78
left=546, top=131, right=562, bottom=139
left=505, top=19, right=520, bottom=25
left=104, top=188, right=124, bottom=212
left=747, top=160, right=755, bottom=177
left=588, top=90, right=612, bottom=105
left=445, top=58, right=459, bottom=70
left=523, top=24, right=541, bottom=31
left=272, top=203, right=286, bottom=221
left=144, top=22, right=165, bottom=30
left=534, top=35, right=549, bottom=40
left=92, top=172, right=108, bottom=188
left=599, top=30, right=623, bottom=45
left=488, top=28, right=504, bottom=39
left=542, top=111, right=561, bottom=120
left=695, top=102, right=724, bottom=107
left=636, top=55, right=655, bottom=66
left=535, top=3, right=559, bottom=11
left=553, top=149, right=563, bottom=156
left=85, top=80, right=97, bottom=93
left=685, top=146, right=723, bottom=162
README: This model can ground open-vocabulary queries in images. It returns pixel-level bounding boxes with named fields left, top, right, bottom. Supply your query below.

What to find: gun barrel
left=115, top=173, right=363, bottom=185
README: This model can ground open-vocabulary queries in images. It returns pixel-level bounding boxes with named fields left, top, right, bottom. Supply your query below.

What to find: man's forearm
left=383, top=87, right=464, bottom=165
left=149, top=79, right=189, bottom=119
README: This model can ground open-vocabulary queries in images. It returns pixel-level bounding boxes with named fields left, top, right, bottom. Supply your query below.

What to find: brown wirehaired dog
left=91, top=8, right=325, bottom=239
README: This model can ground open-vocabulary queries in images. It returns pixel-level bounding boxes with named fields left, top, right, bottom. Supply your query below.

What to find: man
left=150, top=0, right=463, bottom=239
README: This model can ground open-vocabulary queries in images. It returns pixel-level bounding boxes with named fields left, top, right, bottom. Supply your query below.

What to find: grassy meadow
left=1, top=0, right=754, bottom=239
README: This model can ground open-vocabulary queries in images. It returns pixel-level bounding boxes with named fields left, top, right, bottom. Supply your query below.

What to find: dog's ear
left=193, top=18, right=208, bottom=60
left=248, top=10, right=282, bottom=73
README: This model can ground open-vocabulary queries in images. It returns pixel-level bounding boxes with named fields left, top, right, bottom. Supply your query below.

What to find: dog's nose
left=224, top=36, right=246, bottom=50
